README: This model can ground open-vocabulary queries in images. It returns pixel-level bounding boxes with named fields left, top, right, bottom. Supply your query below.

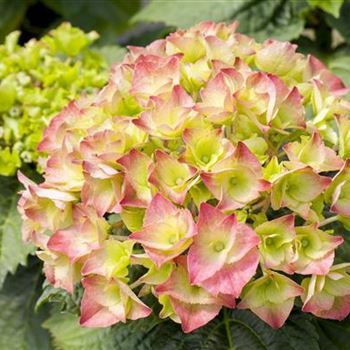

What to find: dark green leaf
left=41, top=0, right=142, bottom=44
left=0, top=175, right=34, bottom=287
left=44, top=312, right=113, bottom=350
left=327, top=219, right=350, bottom=263
left=315, top=318, right=350, bottom=350
left=325, top=1, right=350, bottom=45
left=44, top=308, right=320, bottom=350
left=0, top=0, right=28, bottom=41
left=234, top=0, right=309, bottom=42
left=0, top=259, right=51, bottom=350
left=307, top=0, right=344, bottom=18
left=94, top=45, right=127, bottom=66
left=132, top=0, right=250, bottom=29
left=43, top=309, right=161, bottom=350
left=294, top=36, right=326, bottom=58
left=132, top=0, right=308, bottom=41
left=35, top=283, right=83, bottom=314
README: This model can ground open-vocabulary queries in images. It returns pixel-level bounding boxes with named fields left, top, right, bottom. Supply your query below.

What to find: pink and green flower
left=255, top=215, right=295, bottom=272
left=288, top=224, right=343, bottom=275
left=238, top=271, right=303, bottom=328
left=155, top=256, right=234, bottom=333
left=271, top=167, right=331, bottom=219
left=80, top=276, right=151, bottom=327
left=148, top=150, right=197, bottom=205
left=201, top=142, right=270, bottom=211
left=188, top=203, right=259, bottom=297
left=325, top=160, right=350, bottom=217
left=129, top=194, right=197, bottom=267
left=301, top=264, right=350, bottom=320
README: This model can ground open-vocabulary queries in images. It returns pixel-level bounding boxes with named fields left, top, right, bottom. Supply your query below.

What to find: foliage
left=132, top=0, right=309, bottom=41
left=44, top=307, right=350, bottom=350
left=307, top=0, right=344, bottom=18
left=0, top=259, right=51, bottom=350
left=43, top=308, right=321, bottom=350
left=0, top=0, right=141, bottom=45
left=41, top=0, right=142, bottom=45
left=0, top=174, right=34, bottom=287
left=0, top=0, right=28, bottom=42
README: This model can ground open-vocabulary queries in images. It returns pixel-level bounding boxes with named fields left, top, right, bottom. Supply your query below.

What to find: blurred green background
left=1, top=0, right=349, bottom=93
left=0, top=1, right=350, bottom=349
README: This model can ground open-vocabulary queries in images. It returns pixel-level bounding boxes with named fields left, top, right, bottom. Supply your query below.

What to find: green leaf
left=132, top=0, right=249, bottom=28
left=43, top=309, right=161, bottom=350
left=35, top=283, right=83, bottom=314
left=132, top=0, right=308, bottom=41
left=0, top=175, right=34, bottom=287
left=325, top=1, right=350, bottom=44
left=0, top=259, right=51, bottom=350
left=44, top=313, right=114, bottom=350
left=307, top=0, right=344, bottom=18
left=234, top=0, right=308, bottom=42
left=315, top=318, right=350, bottom=350
left=0, top=0, right=28, bottom=41
left=42, top=0, right=142, bottom=45
left=220, top=310, right=319, bottom=350
left=94, top=45, right=127, bottom=67
left=44, top=308, right=320, bottom=350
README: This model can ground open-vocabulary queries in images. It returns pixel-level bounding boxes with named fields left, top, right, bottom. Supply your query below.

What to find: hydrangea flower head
left=18, top=21, right=350, bottom=332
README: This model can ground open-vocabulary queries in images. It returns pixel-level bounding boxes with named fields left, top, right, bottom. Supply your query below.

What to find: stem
left=250, top=198, right=267, bottom=211
left=224, top=308, right=235, bottom=350
left=129, top=279, right=143, bottom=289
left=110, top=235, right=129, bottom=241
left=319, top=215, right=339, bottom=227
left=113, top=221, right=124, bottom=229
left=277, top=150, right=286, bottom=159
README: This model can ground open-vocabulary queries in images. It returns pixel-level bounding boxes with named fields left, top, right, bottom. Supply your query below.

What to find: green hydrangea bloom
left=0, top=23, right=108, bottom=175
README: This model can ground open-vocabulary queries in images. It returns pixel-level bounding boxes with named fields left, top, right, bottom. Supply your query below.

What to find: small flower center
left=201, top=155, right=210, bottom=164
left=286, top=183, right=297, bottom=193
left=168, top=234, right=178, bottom=244
left=265, top=237, right=274, bottom=246
left=213, top=241, right=225, bottom=252
left=230, top=177, right=238, bottom=186
left=175, top=177, right=184, bottom=185
left=301, top=238, right=309, bottom=247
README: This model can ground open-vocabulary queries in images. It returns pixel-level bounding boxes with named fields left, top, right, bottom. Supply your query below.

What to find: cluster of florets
left=18, top=21, right=350, bottom=333
left=0, top=23, right=107, bottom=176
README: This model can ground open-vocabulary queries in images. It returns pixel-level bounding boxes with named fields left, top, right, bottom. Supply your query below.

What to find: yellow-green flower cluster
left=0, top=23, right=108, bottom=175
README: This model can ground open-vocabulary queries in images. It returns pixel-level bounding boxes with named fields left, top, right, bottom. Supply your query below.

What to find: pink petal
left=253, top=299, right=294, bottom=329
left=143, top=192, right=178, bottom=226
left=81, top=174, right=123, bottom=216
left=188, top=203, right=237, bottom=283
left=170, top=298, right=221, bottom=333
left=199, top=248, right=259, bottom=297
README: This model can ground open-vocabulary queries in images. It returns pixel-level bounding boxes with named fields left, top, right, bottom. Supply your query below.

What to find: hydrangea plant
left=0, top=23, right=108, bottom=176
left=18, top=21, right=350, bottom=333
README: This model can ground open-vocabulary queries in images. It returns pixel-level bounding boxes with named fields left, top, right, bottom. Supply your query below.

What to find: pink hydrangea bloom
left=18, top=20, right=350, bottom=332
